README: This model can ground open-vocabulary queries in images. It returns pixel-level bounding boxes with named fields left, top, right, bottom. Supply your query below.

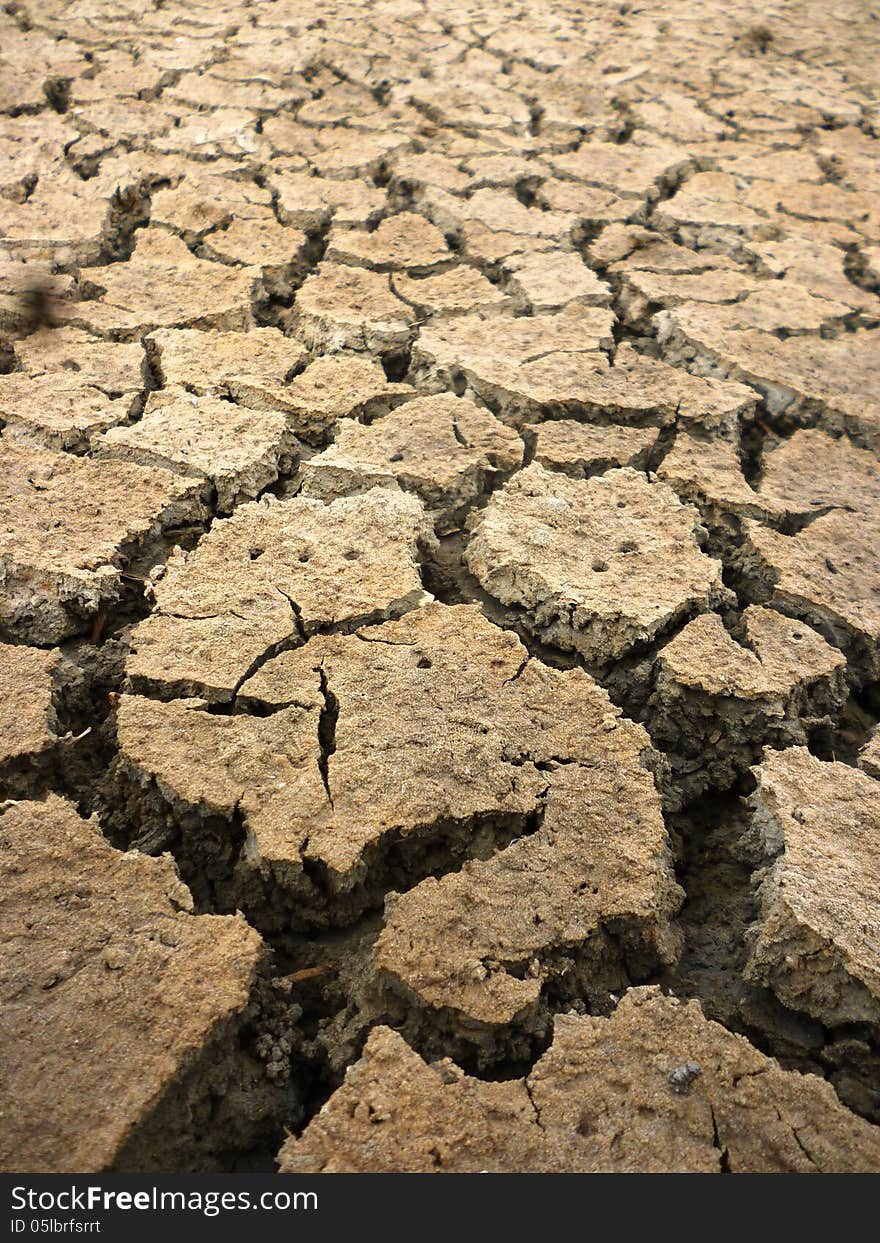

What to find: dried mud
left=1, top=0, right=879, bottom=1175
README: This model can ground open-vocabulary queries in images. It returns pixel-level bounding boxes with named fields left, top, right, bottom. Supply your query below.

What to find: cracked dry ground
left=2, top=0, right=880, bottom=1178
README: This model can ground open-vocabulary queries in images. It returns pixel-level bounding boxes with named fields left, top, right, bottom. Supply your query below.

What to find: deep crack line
left=316, top=664, right=339, bottom=809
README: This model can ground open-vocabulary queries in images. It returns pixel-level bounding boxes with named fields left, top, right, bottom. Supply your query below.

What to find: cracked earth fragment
left=0, top=442, right=207, bottom=643
left=124, top=487, right=433, bottom=701
left=280, top=989, right=880, bottom=1173
left=0, top=795, right=281, bottom=1173
left=3, top=0, right=880, bottom=1177
left=466, top=464, right=729, bottom=667
left=300, top=393, right=523, bottom=531
left=743, top=748, right=880, bottom=1036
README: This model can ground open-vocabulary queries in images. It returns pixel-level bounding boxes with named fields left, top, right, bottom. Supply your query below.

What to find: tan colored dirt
left=2, top=0, right=879, bottom=1176
left=0, top=795, right=266, bottom=1172
left=280, top=988, right=880, bottom=1173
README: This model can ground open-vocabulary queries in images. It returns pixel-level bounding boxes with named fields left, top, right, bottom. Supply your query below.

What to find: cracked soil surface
left=1, top=0, right=880, bottom=1175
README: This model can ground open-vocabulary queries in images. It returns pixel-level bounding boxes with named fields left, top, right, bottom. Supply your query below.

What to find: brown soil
left=1, top=0, right=879, bottom=1175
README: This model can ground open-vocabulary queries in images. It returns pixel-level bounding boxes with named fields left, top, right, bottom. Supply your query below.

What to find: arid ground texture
left=1, top=0, right=880, bottom=1174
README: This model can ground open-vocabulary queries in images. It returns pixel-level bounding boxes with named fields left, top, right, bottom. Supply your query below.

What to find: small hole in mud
left=343, top=550, right=360, bottom=561
left=416, top=656, right=432, bottom=669
left=298, top=551, right=310, bottom=563
left=577, top=1111, right=594, bottom=1137
left=592, top=558, right=608, bottom=572
left=619, top=539, right=638, bottom=553
left=616, top=500, right=626, bottom=508
left=249, top=548, right=264, bottom=560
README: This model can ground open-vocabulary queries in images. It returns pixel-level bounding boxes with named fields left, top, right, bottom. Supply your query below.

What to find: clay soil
left=1, top=0, right=880, bottom=1175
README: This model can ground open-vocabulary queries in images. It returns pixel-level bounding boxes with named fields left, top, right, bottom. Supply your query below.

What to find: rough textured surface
left=0, top=642, right=60, bottom=785
left=861, top=727, right=880, bottom=780
left=738, top=510, right=880, bottom=682
left=658, top=430, right=792, bottom=535
left=409, top=307, right=616, bottom=425
left=525, top=420, right=659, bottom=477
left=0, top=795, right=270, bottom=1173
left=147, top=327, right=306, bottom=402
left=75, top=229, right=261, bottom=339
left=0, top=443, right=206, bottom=643
left=3, top=0, right=880, bottom=1177
left=643, top=608, right=846, bottom=800
left=370, top=735, right=681, bottom=1063
left=466, top=465, right=728, bottom=667
left=115, top=606, right=679, bottom=965
left=125, top=488, right=434, bottom=700
left=758, top=429, right=880, bottom=517
left=292, top=263, right=415, bottom=354
left=743, top=748, right=880, bottom=1031
left=265, top=355, right=414, bottom=445
left=280, top=989, right=880, bottom=1173
left=300, top=394, right=523, bottom=531
left=0, top=372, right=135, bottom=452
left=97, top=390, right=298, bottom=513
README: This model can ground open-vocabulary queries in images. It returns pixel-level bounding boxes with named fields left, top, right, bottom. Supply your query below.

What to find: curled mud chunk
left=0, top=373, right=135, bottom=453
left=125, top=488, right=434, bottom=701
left=651, top=171, right=773, bottom=254
left=743, top=748, right=880, bottom=1033
left=263, top=354, right=414, bottom=446
left=650, top=172, right=878, bottom=256
left=96, top=390, right=298, bottom=514
left=595, top=345, right=758, bottom=436
left=147, top=172, right=273, bottom=244
left=657, top=430, right=792, bottom=554
left=324, top=213, right=452, bottom=272
left=596, top=226, right=735, bottom=273
left=524, top=421, right=659, bottom=478
left=645, top=608, right=846, bottom=801
left=291, top=263, right=415, bottom=354
left=744, top=236, right=879, bottom=315
left=269, top=173, right=385, bottom=231
left=116, top=604, right=671, bottom=944
left=13, top=326, right=144, bottom=394
left=198, top=216, right=311, bottom=299
left=280, top=988, right=880, bottom=1173
left=422, top=186, right=576, bottom=245
left=74, top=229, right=261, bottom=339
left=0, top=171, right=130, bottom=268
left=501, top=250, right=612, bottom=313
left=0, top=326, right=146, bottom=452
left=656, top=315, right=880, bottom=452
left=457, top=221, right=555, bottom=268
left=657, top=282, right=854, bottom=341
left=617, top=267, right=762, bottom=332
left=371, top=753, right=681, bottom=1067
left=466, top=464, right=729, bottom=668
left=0, top=795, right=292, bottom=1173
left=737, top=509, right=880, bottom=683
left=414, top=318, right=752, bottom=432
left=299, top=393, right=523, bottom=532
left=392, top=266, right=508, bottom=318
left=409, top=306, right=615, bottom=426
left=0, top=642, right=60, bottom=793
left=148, top=171, right=272, bottom=243
left=548, top=139, right=695, bottom=208
left=147, top=326, right=306, bottom=401
left=0, top=443, right=207, bottom=645
left=758, top=428, right=880, bottom=517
